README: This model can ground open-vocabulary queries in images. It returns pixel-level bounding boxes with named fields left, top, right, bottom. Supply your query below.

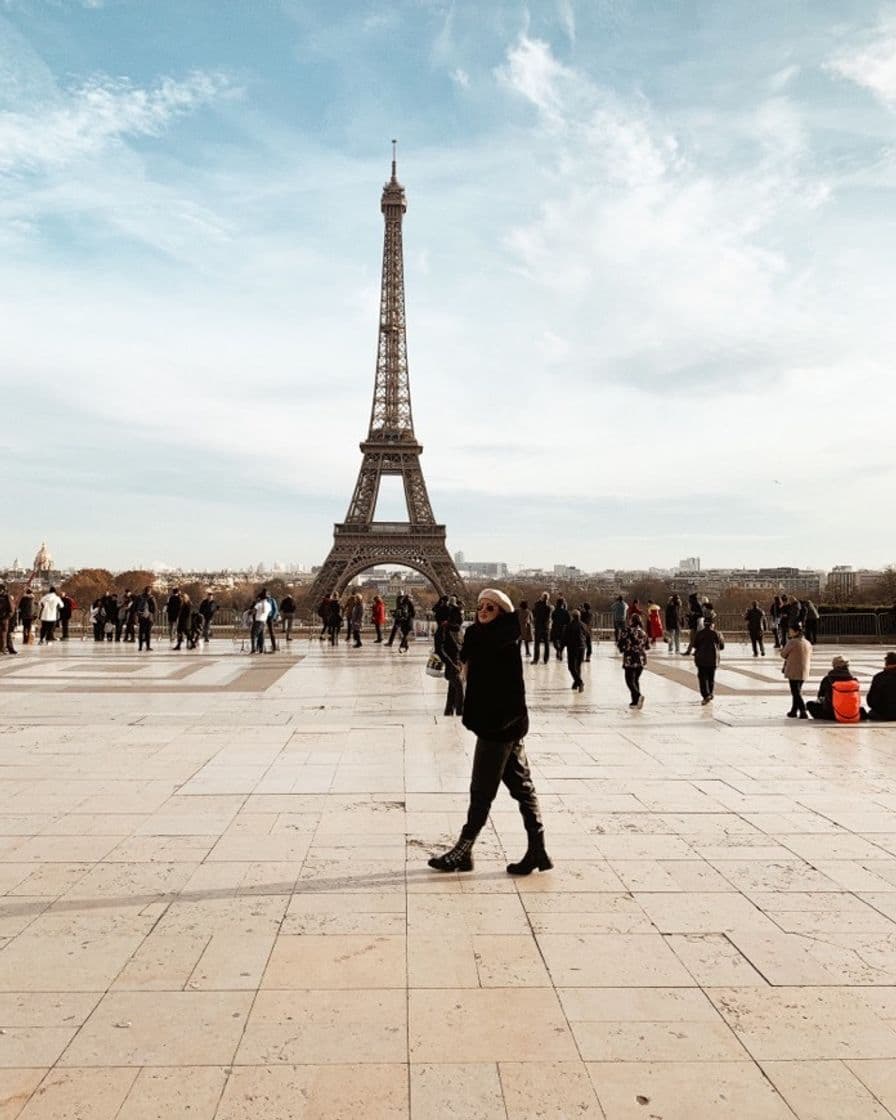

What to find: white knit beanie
left=478, top=588, right=513, bottom=614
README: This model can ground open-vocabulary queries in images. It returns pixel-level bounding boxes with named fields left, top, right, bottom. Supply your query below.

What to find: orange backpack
left=832, top=679, right=861, bottom=724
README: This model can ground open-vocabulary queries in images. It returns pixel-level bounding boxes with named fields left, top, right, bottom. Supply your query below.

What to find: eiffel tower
left=307, top=146, right=465, bottom=605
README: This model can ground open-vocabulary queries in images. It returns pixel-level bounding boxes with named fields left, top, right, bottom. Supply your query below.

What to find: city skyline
left=3, top=2, right=896, bottom=571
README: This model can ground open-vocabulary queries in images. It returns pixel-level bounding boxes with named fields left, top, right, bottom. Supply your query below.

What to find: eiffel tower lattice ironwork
left=307, top=146, right=465, bottom=604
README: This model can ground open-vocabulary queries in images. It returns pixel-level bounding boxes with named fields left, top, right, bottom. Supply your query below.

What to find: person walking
left=611, top=595, right=627, bottom=644
left=665, top=595, right=683, bottom=654
left=134, top=586, right=156, bottom=651
left=173, top=594, right=192, bottom=650
left=251, top=591, right=272, bottom=653
left=550, top=596, right=570, bottom=661
left=803, top=599, right=820, bottom=645
left=265, top=590, right=279, bottom=652
left=325, top=596, right=342, bottom=646
left=441, top=597, right=465, bottom=716
left=770, top=595, right=783, bottom=648
left=166, top=589, right=182, bottom=642
left=744, top=601, right=767, bottom=657
left=17, top=588, right=34, bottom=646
left=682, top=593, right=704, bottom=656
left=517, top=600, right=533, bottom=660
left=371, top=595, right=386, bottom=643
left=198, top=593, right=218, bottom=642
left=350, top=593, right=364, bottom=648
left=563, top=609, right=588, bottom=692
left=646, top=600, right=664, bottom=647
left=693, top=617, right=725, bottom=704
left=432, top=595, right=450, bottom=658
left=579, top=602, right=594, bottom=661
left=427, top=588, right=552, bottom=876
left=280, top=592, right=296, bottom=642
left=0, top=585, right=15, bottom=656
left=397, top=594, right=415, bottom=653
left=316, top=594, right=331, bottom=640
left=618, top=612, right=649, bottom=709
left=531, top=593, right=552, bottom=665
left=59, top=592, right=76, bottom=640
left=386, top=593, right=405, bottom=647
left=122, top=591, right=137, bottom=643
left=780, top=623, right=811, bottom=719
left=38, top=586, right=63, bottom=644
left=868, top=653, right=896, bottom=722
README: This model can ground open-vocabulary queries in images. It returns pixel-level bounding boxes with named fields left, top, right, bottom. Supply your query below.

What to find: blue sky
left=2, top=1, right=895, bottom=572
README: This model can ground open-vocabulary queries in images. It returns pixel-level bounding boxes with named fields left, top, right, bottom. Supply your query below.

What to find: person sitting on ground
left=806, top=655, right=866, bottom=723
left=868, top=653, right=896, bottom=722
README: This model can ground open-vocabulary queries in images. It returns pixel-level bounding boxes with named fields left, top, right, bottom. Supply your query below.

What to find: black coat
left=868, top=668, right=896, bottom=721
left=532, top=600, right=552, bottom=634
left=563, top=620, right=588, bottom=656
left=693, top=627, right=724, bottom=668
left=460, top=610, right=529, bottom=742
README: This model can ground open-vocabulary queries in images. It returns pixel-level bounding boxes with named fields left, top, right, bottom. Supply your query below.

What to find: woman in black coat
left=428, top=588, right=552, bottom=876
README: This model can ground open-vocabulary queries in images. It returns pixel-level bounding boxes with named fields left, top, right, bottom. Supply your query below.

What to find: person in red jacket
left=371, top=595, right=386, bottom=643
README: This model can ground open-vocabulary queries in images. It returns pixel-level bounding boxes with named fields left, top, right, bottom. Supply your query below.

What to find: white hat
left=478, top=588, right=513, bottom=614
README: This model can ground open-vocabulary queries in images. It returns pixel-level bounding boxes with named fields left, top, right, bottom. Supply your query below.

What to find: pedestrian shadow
left=0, top=865, right=511, bottom=921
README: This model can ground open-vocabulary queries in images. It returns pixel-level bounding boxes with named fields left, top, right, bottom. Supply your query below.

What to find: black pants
left=386, top=619, right=400, bottom=646
left=697, top=666, right=715, bottom=699
left=125, top=617, right=136, bottom=642
left=267, top=619, right=278, bottom=651
left=584, top=630, right=592, bottom=660
left=61, top=617, right=70, bottom=639
left=805, top=618, right=818, bottom=644
left=788, top=679, right=807, bottom=716
left=462, top=738, right=542, bottom=840
left=21, top=619, right=32, bottom=644
left=749, top=630, right=765, bottom=656
left=374, top=622, right=382, bottom=642
left=613, top=621, right=625, bottom=644
left=138, top=618, right=153, bottom=650
left=351, top=623, right=361, bottom=647
left=40, top=621, right=55, bottom=642
left=624, top=665, right=643, bottom=703
left=532, top=633, right=549, bottom=663
left=567, top=652, right=584, bottom=688
left=444, top=672, right=464, bottom=715
left=398, top=623, right=411, bottom=651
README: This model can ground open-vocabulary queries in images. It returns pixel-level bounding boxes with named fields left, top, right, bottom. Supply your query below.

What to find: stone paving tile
left=1, top=642, right=895, bottom=1116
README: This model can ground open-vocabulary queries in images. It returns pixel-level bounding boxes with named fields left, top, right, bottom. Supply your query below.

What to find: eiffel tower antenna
left=307, top=146, right=466, bottom=603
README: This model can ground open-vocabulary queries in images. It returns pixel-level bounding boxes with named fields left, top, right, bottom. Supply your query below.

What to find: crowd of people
left=1, top=579, right=894, bottom=723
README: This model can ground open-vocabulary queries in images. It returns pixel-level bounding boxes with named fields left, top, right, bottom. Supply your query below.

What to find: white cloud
left=451, top=67, right=470, bottom=89
left=827, top=18, right=896, bottom=108
left=557, top=0, right=575, bottom=45
left=0, top=71, right=232, bottom=173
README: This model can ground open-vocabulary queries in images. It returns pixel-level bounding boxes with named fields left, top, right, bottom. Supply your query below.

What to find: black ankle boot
left=507, top=830, right=553, bottom=876
left=428, top=836, right=474, bottom=872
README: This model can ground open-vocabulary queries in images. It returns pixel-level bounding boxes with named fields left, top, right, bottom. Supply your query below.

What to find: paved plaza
left=0, top=636, right=895, bottom=1118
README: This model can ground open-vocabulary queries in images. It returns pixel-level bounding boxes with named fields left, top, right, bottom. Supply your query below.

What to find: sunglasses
left=477, top=602, right=497, bottom=613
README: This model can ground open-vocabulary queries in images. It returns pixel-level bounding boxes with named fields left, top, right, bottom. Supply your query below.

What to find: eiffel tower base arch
left=306, top=525, right=466, bottom=606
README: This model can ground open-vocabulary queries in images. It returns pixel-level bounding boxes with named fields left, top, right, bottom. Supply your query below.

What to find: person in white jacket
left=38, top=586, right=64, bottom=645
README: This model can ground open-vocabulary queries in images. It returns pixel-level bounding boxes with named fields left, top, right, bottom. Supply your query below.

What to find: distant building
left=459, top=561, right=508, bottom=579
left=678, top=557, right=701, bottom=573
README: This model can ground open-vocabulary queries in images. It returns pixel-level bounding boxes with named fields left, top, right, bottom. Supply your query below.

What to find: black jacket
left=665, top=601, right=682, bottom=629
left=868, top=668, right=896, bottom=721
left=694, top=627, right=724, bottom=668
left=532, top=599, right=552, bottom=634
left=563, top=620, right=588, bottom=656
left=817, top=667, right=858, bottom=715
left=461, top=610, right=528, bottom=742
left=744, top=607, right=765, bottom=633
